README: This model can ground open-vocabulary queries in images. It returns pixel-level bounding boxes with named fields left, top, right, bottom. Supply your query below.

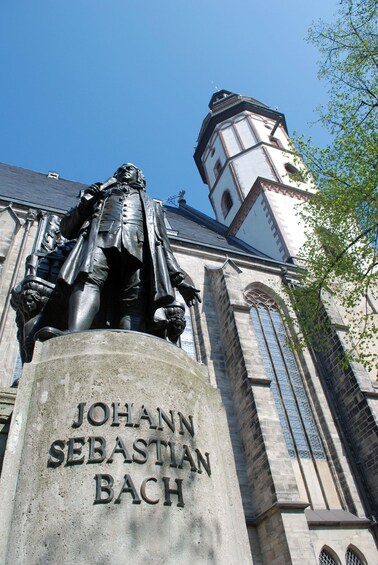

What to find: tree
left=289, top=0, right=378, bottom=372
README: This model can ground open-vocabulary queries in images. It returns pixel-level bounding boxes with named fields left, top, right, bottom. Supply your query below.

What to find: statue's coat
left=58, top=190, right=184, bottom=317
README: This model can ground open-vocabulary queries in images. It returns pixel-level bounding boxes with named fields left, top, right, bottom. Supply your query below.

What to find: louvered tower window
left=246, top=289, right=326, bottom=460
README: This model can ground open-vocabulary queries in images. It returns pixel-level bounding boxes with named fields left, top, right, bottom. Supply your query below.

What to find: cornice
left=248, top=500, right=310, bottom=526
left=226, top=177, right=310, bottom=237
left=260, top=179, right=311, bottom=201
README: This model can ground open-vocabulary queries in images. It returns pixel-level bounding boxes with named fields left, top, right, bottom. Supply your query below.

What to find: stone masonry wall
left=314, top=317, right=378, bottom=522
left=207, top=259, right=317, bottom=564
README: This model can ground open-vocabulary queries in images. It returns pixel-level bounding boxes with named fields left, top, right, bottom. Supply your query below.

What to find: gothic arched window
left=345, top=547, right=365, bottom=565
left=245, top=288, right=326, bottom=460
left=221, top=190, right=233, bottom=218
left=319, top=548, right=339, bottom=565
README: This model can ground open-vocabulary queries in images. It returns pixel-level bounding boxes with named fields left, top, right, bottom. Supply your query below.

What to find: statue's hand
left=80, top=183, right=103, bottom=206
left=176, top=281, right=201, bottom=307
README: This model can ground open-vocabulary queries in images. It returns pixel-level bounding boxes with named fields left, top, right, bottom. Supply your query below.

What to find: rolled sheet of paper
left=81, top=177, right=117, bottom=202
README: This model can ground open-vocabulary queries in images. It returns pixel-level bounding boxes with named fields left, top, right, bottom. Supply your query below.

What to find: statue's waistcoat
left=59, top=187, right=182, bottom=308
left=96, top=187, right=145, bottom=261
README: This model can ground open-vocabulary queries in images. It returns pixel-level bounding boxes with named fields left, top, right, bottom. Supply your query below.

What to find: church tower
left=194, top=89, right=312, bottom=262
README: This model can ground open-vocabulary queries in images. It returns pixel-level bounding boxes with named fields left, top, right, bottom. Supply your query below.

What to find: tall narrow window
left=214, top=159, right=222, bottom=179
left=245, top=289, right=326, bottom=460
left=174, top=291, right=197, bottom=360
left=179, top=306, right=197, bottom=359
left=221, top=190, right=233, bottom=219
left=11, top=353, right=23, bottom=385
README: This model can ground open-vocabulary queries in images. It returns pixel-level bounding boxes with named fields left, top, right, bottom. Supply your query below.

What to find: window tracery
left=345, top=547, right=364, bottom=565
left=319, top=549, right=338, bottom=565
left=246, top=288, right=326, bottom=460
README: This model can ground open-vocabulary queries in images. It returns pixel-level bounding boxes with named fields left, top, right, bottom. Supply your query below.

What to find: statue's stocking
left=68, top=280, right=101, bottom=331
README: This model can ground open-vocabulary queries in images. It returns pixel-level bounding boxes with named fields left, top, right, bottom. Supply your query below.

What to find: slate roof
left=0, top=162, right=85, bottom=213
left=166, top=203, right=270, bottom=258
left=0, top=161, right=270, bottom=260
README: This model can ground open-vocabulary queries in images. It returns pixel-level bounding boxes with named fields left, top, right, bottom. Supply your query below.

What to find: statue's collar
left=112, top=183, right=142, bottom=195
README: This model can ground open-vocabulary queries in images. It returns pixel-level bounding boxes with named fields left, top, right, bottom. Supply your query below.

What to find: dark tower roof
left=194, top=90, right=288, bottom=183
left=208, top=89, right=268, bottom=111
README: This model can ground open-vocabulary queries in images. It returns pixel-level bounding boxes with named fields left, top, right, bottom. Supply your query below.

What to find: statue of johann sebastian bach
left=58, top=163, right=200, bottom=336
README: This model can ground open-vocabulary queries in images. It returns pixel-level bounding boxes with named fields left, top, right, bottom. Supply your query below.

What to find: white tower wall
left=196, top=93, right=314, bottom=260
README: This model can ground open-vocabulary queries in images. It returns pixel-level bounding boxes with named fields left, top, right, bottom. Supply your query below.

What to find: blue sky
left=1, top=0, right=340, bottom=216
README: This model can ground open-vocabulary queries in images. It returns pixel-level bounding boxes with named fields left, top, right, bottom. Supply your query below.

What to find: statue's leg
left=68, top=247, right=109, bottom=331
left=118, top=256, right=147, bottom=332
left=68, top=280, right=101, bottom=331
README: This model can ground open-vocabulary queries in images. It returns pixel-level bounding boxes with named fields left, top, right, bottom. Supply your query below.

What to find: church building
left=0, top=90, right=377, bottom=564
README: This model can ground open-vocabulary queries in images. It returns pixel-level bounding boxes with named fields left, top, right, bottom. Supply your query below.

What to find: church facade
left=0, top=91, right=377, bottom=564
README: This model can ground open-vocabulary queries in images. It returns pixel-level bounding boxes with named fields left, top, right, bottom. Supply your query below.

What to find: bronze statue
left=58, top=163, right=200, bottom=333
left=11, top=164, right=200, bottom=370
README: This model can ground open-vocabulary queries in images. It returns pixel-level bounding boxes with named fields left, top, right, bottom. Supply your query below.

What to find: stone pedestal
left=0, top=331, right=252, bottom=564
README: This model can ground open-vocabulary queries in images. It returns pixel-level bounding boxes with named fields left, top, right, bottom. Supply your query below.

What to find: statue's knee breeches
left=85, top=247, right=110, bottom=289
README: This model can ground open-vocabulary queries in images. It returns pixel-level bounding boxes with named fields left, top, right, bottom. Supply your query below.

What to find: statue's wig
left=115, top=163, right=146, bottom=190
